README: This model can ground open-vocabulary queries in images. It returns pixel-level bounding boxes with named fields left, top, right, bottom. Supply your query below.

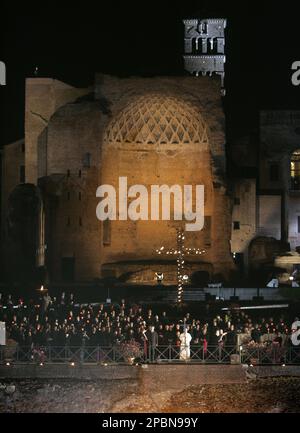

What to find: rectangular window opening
left=233, top=221, right=240, bottom=230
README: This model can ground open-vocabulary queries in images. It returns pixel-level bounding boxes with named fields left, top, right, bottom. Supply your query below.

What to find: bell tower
left=183, top=18, right=226, bottom=95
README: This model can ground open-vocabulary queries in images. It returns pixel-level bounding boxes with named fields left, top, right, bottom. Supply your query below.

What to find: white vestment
left=179, top=331, right=192, bottom=360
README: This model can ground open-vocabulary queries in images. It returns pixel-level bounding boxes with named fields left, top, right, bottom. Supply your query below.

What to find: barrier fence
left=1, top=344, right=300, bottom=365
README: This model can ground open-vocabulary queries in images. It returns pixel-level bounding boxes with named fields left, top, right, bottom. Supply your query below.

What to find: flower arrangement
left=119, top=340, right=142, bottom=362
left=247, top=340, right=267, bottom=349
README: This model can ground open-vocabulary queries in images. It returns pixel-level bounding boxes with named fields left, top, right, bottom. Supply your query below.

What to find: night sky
left=1, top=1, right=300, bottom=147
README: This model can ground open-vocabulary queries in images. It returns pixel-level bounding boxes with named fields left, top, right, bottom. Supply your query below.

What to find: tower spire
left=183, top=18, right=227, bottom=95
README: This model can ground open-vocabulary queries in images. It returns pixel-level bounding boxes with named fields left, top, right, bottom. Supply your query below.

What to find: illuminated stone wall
left=25, top=78, right=91, bottom=185
left=23, top=75, right=234, bottom=283
left=98, top=76, right=234, bottom=281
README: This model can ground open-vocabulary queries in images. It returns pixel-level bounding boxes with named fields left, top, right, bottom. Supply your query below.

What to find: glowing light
left=6, top=362, right=10, bottom=366
left=155, top=272, right=164, bottom=283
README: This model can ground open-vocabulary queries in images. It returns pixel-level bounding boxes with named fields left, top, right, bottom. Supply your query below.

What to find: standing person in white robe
left=179, top=328, right=192, bottom=361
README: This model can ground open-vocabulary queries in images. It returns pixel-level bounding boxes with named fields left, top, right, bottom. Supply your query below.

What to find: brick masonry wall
left=23, top=75, right=235, bottom=283
left=0, top=364, right=138, bottom=380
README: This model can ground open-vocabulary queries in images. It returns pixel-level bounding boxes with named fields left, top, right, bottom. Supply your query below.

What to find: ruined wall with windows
left=259, top=110, right=300, bottom=250
left=230, top=178, right=256, bottom=269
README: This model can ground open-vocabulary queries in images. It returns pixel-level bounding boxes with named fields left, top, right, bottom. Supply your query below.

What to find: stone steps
left=163, top=290, right=206, bottom=302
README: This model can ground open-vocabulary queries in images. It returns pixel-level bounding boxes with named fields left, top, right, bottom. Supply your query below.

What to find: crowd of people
left=0, top=292, right=297, bottom=358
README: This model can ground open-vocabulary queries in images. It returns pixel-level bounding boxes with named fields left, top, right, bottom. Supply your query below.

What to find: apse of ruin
left=23, top=75, right=234, bottom=284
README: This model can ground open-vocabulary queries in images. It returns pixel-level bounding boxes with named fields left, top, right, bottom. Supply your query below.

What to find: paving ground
left=1, top=376, right=300, bottom=413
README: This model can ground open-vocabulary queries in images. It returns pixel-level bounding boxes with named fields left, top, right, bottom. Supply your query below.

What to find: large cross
left=155, top=229, right=206, bottom=304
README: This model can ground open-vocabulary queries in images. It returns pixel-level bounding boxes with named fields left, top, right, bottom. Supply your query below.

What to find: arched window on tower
left=291, top=150, right=300, bottom=190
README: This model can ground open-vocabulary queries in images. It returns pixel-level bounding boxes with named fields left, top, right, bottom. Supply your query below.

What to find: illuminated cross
left=155, top=229, right=206, bottom=304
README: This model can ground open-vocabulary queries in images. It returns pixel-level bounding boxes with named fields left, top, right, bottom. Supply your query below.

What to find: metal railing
left=240, top=345, right=300, bottom=365
left=1, top=344, right=300, bottom=365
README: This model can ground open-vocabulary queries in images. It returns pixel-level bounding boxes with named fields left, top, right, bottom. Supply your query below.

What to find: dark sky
left=1, top=0, right=300, bottom=147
